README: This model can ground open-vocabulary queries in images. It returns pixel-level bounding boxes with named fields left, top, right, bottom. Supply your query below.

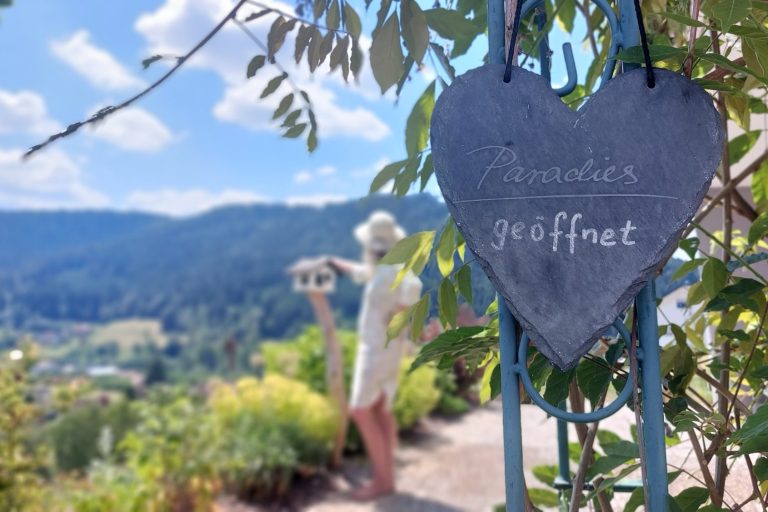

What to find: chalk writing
left=469, top=146, right=639, bottom=190
left=490, top=211, right=636, bottom=254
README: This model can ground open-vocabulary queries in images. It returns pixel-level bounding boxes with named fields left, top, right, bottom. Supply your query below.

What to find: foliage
left=0, top=359, right=49, bottom=511
left=46, top=399, right=138, bottom=473
left=261, top=325, right=443, bottom=429
left=394, top=358, right=441, bottom=428
left=209, top=374, right=339, bottom=465
left=260, top=325, right=357, bottom=393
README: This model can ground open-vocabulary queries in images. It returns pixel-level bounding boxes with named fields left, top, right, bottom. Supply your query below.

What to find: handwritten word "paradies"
left=470, top=146, right=638, bottom=190
left=491, top=212, right=637, bottom=254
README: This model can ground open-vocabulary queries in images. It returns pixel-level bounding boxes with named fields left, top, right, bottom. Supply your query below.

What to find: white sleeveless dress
left=349, top=264, right=422, bottom=409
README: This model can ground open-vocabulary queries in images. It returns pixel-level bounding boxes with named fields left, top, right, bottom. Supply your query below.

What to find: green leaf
left=618, top=44, right=686, bottom=63
left=602, top=440, right=640, bottom=459
left=698, top=52, right=768, bottom=84
left=438, top=277, right=458, bottom=327
left=749, top=211, right=768, bottom=245
left=246, top=55, right=266, bottom=78
left=457, top=265, right=473, bottom=303
left=294, top=24, right=313, bottom=63
left=479, top=358, right=498, bottom=403
left=654, top=10, right=707, bottom=27
left=436, top=220, right=456, bottom=277
left=674, top=486, right=709, bottom=512
left=625, top=488, right=644, bottom=512
left=326, top=0, right=340, bottom=30
left=419, top=152, right=434, bottom=191
left=701, top=257, right=728, bottom=298
left=306, top=109, right=318, bottom=152
left=388, top=303, right=413, bottom=340
left=329, top=35, right=350, bottom=76
left=586, top=455, right=631, bottom=479
left=424, top=8, right=479, bottom=41
left=532, top=465, right=558, bottom=486
left=679, top=237, right=700, bottom=259
left=429, top=42, right=456, bottom=81
left=267, top=17, right=297, bottom=60
left=283, top=123, right=307, bottom=138
left=755, top=457, right=768, bottom=481
left=282, top=109, right=302, bottom=127
left=731, top=403, right=768, bottom=454
left=400, top=0, right=429, bottom=64
left=543, top=368, right=575, bottom=405
left=272, top=94, right=294, bottom=120
left=244, top=8, right=270, bottom=22
left=350, top=39, right=364, bottom=80
left=142, top=55, right=163, bottom=69
left=260, top=72, right=288, bottom=98
left=729, top=130, right=761, bottom=165
left=672, top=258, right=706, bottom=280
left=527, top=488, right=559, bottom=507
left=410, top=294, right=430, bottom=341
left=370, top=160, right=407, bottom=193
left=381, top=230, right=436, bottom=286
left=410, top=326, right=495, bottom=370
left=751, top=159, right=768, bottom=213
left=556, top=0, right=576, bottom=32
left=343, top=3, right=362, bottom=39
left=370, top=13, right=404, bottom=94
left=489, top=361, right=502, bottom=400
left=313, top=0, right=326, bottom=19
left=576, top=359, right=611, bottom=404
left=702, top=0, right=751, bottom=31
left=307, top=27, right=324, bottom=72
left=405, top=81, right=435, bottom=156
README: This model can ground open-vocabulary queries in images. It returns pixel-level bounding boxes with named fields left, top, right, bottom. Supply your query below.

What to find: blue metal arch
left=516, top=319, right=634, bottom=423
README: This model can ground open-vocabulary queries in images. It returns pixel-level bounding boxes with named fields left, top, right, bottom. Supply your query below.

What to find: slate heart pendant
left=431, top=64, right=724, bottom=370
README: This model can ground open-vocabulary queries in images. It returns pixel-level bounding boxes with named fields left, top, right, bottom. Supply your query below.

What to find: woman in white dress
left=330, top=210, right=422, bottom=500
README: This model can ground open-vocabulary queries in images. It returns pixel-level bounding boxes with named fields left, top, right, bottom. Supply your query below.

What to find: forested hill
left=0, top=195, right=474, bottom=338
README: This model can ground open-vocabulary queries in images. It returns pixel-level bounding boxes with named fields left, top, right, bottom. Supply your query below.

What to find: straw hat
left=354, top=210, right=406, bottom=252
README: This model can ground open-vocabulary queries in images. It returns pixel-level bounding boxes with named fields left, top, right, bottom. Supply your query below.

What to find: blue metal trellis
left=487, top=0, right=670, bottom=509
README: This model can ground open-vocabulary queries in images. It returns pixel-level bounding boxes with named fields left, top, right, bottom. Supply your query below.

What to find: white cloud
left=88, top=107, right=174, bottom=152
left=124, top=188, right=267, bottom=216
left=50, top=30, right=146, bottom=91
left=0, top=148, right=108, bottom=209
left=293, top=165, right=337, bottom=185
left=135, top=0, right=390, bottom=142
left=285, top=194, right=347, bottom=207
left=293, top=170, right=313, bottom=184
left=0, top=90, right=61, bottom=136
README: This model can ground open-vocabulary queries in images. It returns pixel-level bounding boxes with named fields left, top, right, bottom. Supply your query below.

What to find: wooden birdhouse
left=288, top=257, right=337, bottom=294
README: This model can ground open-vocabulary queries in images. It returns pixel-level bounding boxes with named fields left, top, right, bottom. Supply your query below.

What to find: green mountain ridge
left=0, top=195, right=486, bottom=339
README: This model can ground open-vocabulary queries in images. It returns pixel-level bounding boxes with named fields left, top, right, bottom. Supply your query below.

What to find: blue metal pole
left=499, top=295, right=526, bottom=510
left=556, top=404, right=570, bottom=485
left=487, top=0, right=505, bottom=65
left=636, top=282, right=669, bottom=510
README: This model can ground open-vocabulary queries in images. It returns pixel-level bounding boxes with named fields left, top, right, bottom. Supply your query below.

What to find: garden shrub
left=393, top=358, right=441, bottom=429
left=47, top=399, right=138, bottom=472
left=208, top=374, right=338, bottom=501
left=260, top=326, right=357, bottom=393
left=261, top=326, right=443, bottom=429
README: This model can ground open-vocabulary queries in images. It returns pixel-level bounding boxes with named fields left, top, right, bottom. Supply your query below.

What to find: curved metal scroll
left=518, top=0, right=623, bottom=93
left=515, top=318, right=634, bottom=423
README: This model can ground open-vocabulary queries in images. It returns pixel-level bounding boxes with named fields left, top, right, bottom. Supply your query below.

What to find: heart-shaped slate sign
left=431, top=65, right=724, bottom=370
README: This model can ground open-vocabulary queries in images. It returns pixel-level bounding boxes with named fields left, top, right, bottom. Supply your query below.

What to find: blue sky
left=0, top=0, right=590, bottom=216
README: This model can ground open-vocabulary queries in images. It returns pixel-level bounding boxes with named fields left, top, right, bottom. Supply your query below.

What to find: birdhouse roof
left=287, top=256, right=332, bottom=275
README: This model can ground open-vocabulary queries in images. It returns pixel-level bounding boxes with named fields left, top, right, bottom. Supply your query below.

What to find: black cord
left=502, top=0, right=524, bottom=83
left=633, top=0, right=656, bottom=88
left=502, top=0, right=656, bottom=88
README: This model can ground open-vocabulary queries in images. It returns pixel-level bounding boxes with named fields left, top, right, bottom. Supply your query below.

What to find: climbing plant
left=25, top=0, right=768, bottom=509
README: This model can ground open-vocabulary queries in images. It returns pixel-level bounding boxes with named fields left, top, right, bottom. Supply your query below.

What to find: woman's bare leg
left=349, top=395, right=394, bottom=499
left=371, top=396, right=398, bottom=494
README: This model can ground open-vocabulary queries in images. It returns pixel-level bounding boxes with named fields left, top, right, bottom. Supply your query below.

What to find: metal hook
left=516, top=0, right=623, bottom=94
